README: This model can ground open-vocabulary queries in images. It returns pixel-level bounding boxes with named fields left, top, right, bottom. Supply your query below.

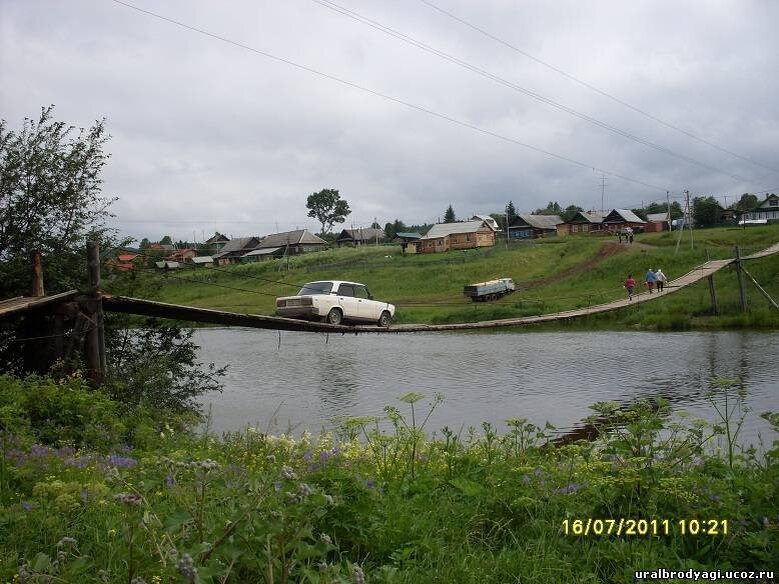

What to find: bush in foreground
left=0, top=376, right=777, bottom=582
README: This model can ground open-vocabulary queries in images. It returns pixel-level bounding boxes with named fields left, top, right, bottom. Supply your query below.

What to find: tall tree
left=306, top=188, right=351, bottom=235
left=735, top=193, right=758, bottom=212
left=139, top=238, right=150, bottom=249
left=506, top=201, right=518, bottom=225
left=563, top=205, right=583, bottom=222
left=443, top=204, right=456, bottom=223
left=160, top=235, right=173, bottom=245
left=534, top=201, right=563, bottom=215
left=0, top=105, right=115, bottom=297
left=692, top=196, right=721, bottom=227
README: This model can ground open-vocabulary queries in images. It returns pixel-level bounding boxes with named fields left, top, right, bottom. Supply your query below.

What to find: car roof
left=303, top=280, right=366, bottom=287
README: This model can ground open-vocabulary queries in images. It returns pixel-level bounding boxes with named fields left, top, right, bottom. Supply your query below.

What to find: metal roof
left=421, top=220, right=487, bottom=239
left=605, top=209, right=645, bottom=223
left=646, top=213, right=670, bottom=222
left=394, top=232, right=422, bottom=239
left=242, top=247, right=282, bottom=257
left=213, top=237, right=261, bottom=258
left=191, top=256, right=214, bottom=264
left=259, top=230, right=327, bottom=248
left=569, top=211, right=604, bottom=223
left=337, top=228, right=385, bottom=241
left=512, top=214, right=564, bottom=229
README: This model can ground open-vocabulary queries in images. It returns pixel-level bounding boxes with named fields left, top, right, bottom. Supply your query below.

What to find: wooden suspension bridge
left=2, top=241, right=778, bottom=383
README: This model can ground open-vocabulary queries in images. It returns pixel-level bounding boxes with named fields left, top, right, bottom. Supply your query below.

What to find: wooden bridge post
left=734, top=246, right=748, bottom=312
left=705, top=249, right=719, bottom=315
left=84, top=241, right=106, bottom=385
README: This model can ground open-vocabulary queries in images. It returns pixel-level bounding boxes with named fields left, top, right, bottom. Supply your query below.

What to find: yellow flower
left=108, top=528, right=117, bottom=537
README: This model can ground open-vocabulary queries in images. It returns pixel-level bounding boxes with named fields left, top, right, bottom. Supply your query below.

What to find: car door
left=336, top=283, right=359, bottom=320
left=352, top=285, right=378, bottom=321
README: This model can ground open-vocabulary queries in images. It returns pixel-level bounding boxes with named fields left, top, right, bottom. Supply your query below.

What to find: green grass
left=110, top=225, right=779, bottom=329
left=1, top=375, right=777, bottom=583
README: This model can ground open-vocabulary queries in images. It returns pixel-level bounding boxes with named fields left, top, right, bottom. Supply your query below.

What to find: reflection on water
left=195, top=329, right=779, bottom=445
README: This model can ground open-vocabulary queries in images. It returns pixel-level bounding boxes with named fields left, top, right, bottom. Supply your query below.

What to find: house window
left=582, top=224, right=589, bottom=232
left=571, top=225, right=578, bottom=233
left=465, top=234, right=471, bottom=242
left=770, top=199, right=778, bottom=207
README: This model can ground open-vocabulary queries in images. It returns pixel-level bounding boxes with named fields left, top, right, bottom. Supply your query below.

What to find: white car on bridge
left=275, top=280, right=395, bottom=327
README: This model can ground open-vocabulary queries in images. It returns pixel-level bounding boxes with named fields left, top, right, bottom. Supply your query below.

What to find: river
left=195, top=329, right=779, bottom=447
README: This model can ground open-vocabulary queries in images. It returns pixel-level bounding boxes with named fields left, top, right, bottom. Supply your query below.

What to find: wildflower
left=266, top=454, right=277, bottom=463
left=57, top=536, right=78, bottom=547
left=298, top=483, right=313, bottom=497
left=274, top=481, right=283, bottom=492
left=319, top=451, right=331, bottom=463
left=108, top=528, right=117, bottom=537
left=353, top=564, right=365, bottom=584
left=21, top=501, right=31, bottom=512
left=365, top=478, right=375, bottom=489
left=81, top=489, right=89, bottom=501
left=710, top=494, right=721, bottom=502
left=177, top=554, right=197, bottom=580
left=114, top=493, right=143, bottom=506
left=303, top=452, right=312, bottom=461
left=165, top=475, right=174, bottom=488
left=521, top=474, right=531, bottom=485
left=320, top=533, right=332, bottom=545
left=281, top=465, right=297, bottom=480
left=533, top=468, right=544, bottom=477
left=130, top=578, right=148, bottom=584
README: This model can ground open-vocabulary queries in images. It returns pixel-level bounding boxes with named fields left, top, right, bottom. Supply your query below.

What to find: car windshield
left=297, top=282, right=332, bottom=295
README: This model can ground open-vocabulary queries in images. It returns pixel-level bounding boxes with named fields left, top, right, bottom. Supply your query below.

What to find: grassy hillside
left=109, top=225, right=779, bottom=330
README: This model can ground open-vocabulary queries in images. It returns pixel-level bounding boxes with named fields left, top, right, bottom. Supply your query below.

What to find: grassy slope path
left=362, top=242, right=779, bottom=332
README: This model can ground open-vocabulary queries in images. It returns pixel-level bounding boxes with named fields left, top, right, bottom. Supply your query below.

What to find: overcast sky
left=2, top=0, right=778, bottom=241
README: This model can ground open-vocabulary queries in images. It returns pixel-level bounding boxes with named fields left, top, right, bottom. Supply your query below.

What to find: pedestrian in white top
left=656, top=269, right=668, bottom=292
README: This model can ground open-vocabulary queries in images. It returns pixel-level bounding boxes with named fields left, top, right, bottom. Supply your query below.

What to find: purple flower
left=105, top=454, right=138, bottom=468
left=165, top=475, right=174, bottom=487
left=81, top=490, right=89, bottom=501
left=521, top=474, right=531, bottom=485
left=533, top=468, right=544, bottom=477
left=274, top=481, right=283, bottom=492
left=710, top=494, right=720, bottom=503
left=365, top=478, right=375, bottom=489
left=303, top=451, right=313, bottom=461
left=21, top=501, right=31, bottom=513
left=554, top=483, right=584, bottom=495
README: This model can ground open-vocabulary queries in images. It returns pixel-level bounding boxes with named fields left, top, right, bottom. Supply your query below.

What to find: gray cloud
left=2, top=0, right=777, bottom=241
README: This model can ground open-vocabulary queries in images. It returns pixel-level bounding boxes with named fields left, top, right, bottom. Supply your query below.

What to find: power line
left=418, top=0, right=779, bottom=178
left=108, top=0, right=670, bottom=194
left=310, top=0, right=757, bottom=184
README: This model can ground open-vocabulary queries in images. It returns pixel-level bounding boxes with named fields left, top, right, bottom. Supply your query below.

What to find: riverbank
left=1, top=373, right=777, bottom=582
left=111, top=226, right=779, bottom=331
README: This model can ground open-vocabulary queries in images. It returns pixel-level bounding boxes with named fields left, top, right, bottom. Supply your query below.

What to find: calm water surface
left=195, top=329, right=779, bottom=446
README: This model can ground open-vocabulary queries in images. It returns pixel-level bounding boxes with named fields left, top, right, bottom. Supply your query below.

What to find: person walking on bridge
left=624, top=274, right=636, bottom=301
left=645, top=268, right=657, bottom=293
left=655, top=269, right=667, bottom=292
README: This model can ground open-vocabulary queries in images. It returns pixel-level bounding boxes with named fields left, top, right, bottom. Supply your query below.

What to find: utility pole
left=85, top=241, right=106, bottom=386
left=374, top=217, right=379, bottom=246
left=600, top=174, right=607, bottom=214
left=734, top=246, right=748, bottom=311
left=666, top=191, right=672, bottom=233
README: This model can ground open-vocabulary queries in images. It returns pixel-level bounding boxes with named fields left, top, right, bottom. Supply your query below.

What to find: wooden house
left=107, top=253, right=141, bottom=271
left=602, top=209, right=646, bottom=233
left=418, top=220, right=495, bottom=253
left=557, top=211, right=605, bottom=236
left=335, top=228, right=385, bottom=246
left=645, top=212, right=670, bottom=233
left=393, top=232, right=422, bottom=254
left=167, top=248, right=197, bottom=262
left=191, top=256, right=214, bottom=267
left=508, top=214, right=563, bottom=239
left=259, top=229, right=327, bottom=254
left=213, top=237, right=262, bottom=265
left=744, top=193, right=779, bottom=221
left=470, top=215, right=500, bottom=231
left=205, top=232, right=230, bottom=254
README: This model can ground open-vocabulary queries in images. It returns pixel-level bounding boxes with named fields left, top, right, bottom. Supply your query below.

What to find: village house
left=148, top=242, right=175, bottom=252
left=470, top=215, right=500, bottom=231
left=241, top=229, right=327, bottom=262
left=645, top=212, right=671, bottom=233
left=418, top=220, right=495, bottom=253
left=205, top=232, right=230, bottom=253
left=191, top=256, right=214, bottom=267
left=741, top=194, right=779, bottom=221
left=167, top=248, right=197, bottom=263
left=557, top=211, right=606, bottom=236
left=508, top=214, right=563, bottom=239
left=107, top=253, right=141, bottom=271
left=335, top=228, right=385, bottom=247
left=393, top=232, right=422, bottom=254
left=213, top=236, right=262, bottom=265
left=602, top=209, right=646, bottom=233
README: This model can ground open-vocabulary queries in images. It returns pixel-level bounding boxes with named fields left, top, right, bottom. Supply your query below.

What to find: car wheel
left=326, top=308, right=343, bottom=325
left=378, top=311, right=392, bottom=328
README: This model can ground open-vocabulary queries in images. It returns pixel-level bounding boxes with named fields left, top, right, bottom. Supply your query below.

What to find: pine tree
left=443, top=205, right=456, bottom=223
